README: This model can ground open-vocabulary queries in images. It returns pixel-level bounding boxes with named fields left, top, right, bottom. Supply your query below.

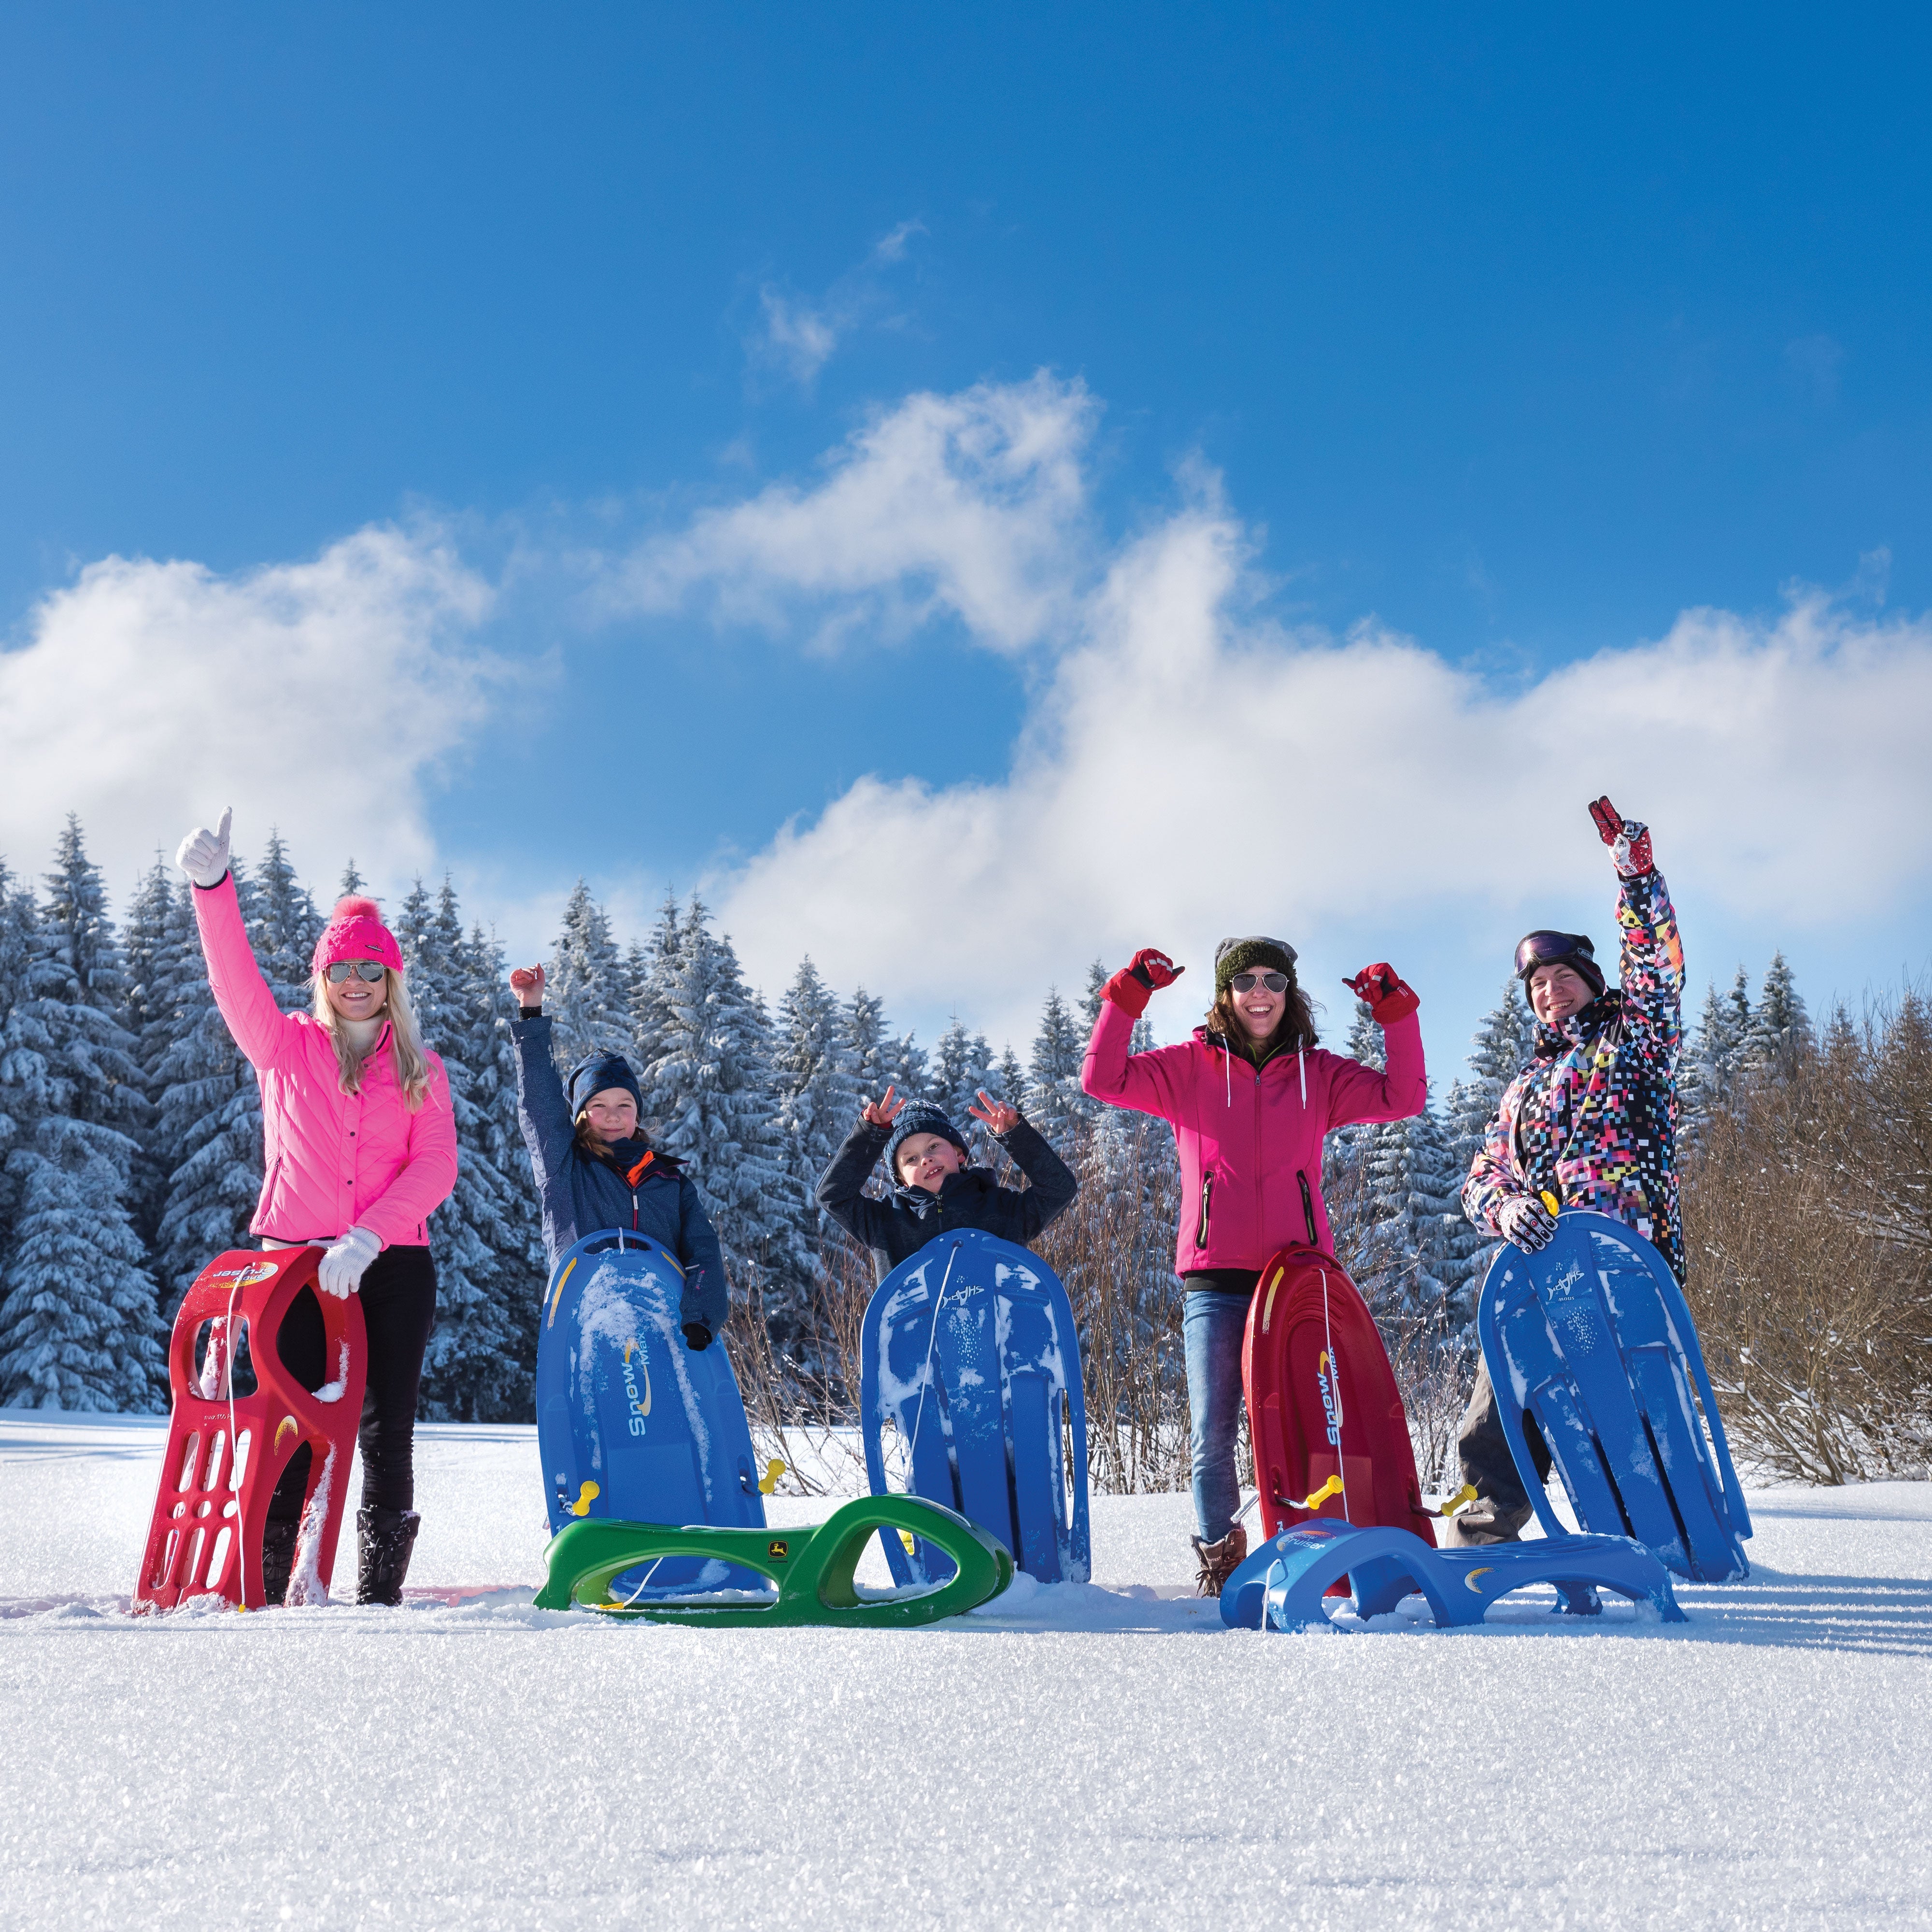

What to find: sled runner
left=860, top=1230, right=1090, bottom=1587
left=134, top=1246, right=366, bottom=1611
left=536, top=1493, right=1013, bottom=1626
left=1242, top=1247, right=1435, bottom=1548
left=1220, top=1518, right=1684, bottom=1631
left=536, top=1229, right=765, bottom=1596
left=1477, top=1210, right=1751, bottom=1583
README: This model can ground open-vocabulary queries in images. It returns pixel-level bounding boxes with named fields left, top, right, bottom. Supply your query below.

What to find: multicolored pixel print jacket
left=1462, top=868, right=1687, bottom=1281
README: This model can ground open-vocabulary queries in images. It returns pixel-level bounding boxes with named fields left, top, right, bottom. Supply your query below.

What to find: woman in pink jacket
left=1082, top=937, right=1426, bottom=1593
left=176, top=810, right=459, bottom=1607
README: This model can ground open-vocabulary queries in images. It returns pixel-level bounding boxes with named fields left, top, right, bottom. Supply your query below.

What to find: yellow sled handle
left=1540, top=1191, right=1561, bottom=1216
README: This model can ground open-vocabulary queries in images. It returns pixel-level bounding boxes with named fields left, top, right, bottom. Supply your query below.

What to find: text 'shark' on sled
left=134, top=1246, right=366, bottom=1611
left=860, top=1228, right=1091, bottom=1587
left=1241, top=1245, right=1435, bottom=1564
left=535, top=1227, right=767, bottom=1599
left=1478, top=1208, right=1751, bottom=1583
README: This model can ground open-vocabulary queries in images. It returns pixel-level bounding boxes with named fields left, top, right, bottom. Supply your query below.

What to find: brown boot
left=1438, top=1497, right=1533, bottom=1548
left=1191, top=1526, right=1248, bottom=1597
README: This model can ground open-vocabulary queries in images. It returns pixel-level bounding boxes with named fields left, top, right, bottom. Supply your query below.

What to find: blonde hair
left=310, top=967, right=433, bottom=1110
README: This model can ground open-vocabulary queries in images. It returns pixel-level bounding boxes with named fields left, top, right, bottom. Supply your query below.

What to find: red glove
left=1589, top=796, right=1653, bottom=878
left=1343, top=962, right=1420, bottom=1024
left=1103, top=948, right=1183, bottom=1018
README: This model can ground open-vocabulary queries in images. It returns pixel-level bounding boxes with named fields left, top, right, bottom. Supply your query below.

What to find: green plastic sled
left=534, top=1492, right=1013, bottom=1626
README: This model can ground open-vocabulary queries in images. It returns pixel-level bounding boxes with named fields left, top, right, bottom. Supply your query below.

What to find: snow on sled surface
left=1242, top=1246, right=1435, bottom=1545
left=535, top=1228, right=764, bottom=1596
left=1479, top=1209, right=1751, bottom=1582
left=860, top=1228, right=1090, bottom=1585
left=4, top=1414, right=1932, bottom=1929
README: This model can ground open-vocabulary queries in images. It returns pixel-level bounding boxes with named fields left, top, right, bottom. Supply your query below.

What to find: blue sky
left=3, top=5, right=1930, bottom=1075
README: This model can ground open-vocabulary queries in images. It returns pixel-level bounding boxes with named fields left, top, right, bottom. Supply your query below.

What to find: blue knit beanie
left=884, top=1104, right=970, bottom=1179
left=568, top=1052, right=643, bottom=1119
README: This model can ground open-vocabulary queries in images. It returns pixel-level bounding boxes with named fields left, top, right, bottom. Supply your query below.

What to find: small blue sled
left=1221, top=1519, right=1685, bottom=1632
left=536, top=1228, right=767, bottom=1597
left=1478, top=1210, right=1752, bottom=1584
left=860, top=1230, right=1090, bottom=1587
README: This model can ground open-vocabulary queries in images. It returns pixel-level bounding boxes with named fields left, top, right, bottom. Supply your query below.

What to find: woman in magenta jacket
left=1082, top=937, right=1426, bottom=1593
left=176, top=810, right=458, bottom=1608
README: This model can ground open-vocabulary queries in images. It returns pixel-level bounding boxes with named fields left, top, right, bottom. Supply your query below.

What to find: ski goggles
left=325, top=960, right=389, bottom=984
left=1513, top=930, right=1595, bottom=977
left=1229, top=970, right=1291, bottom=994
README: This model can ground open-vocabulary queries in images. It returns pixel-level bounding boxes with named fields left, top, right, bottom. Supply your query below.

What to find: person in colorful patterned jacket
left=1447, top=795, right=1685, bottom=1545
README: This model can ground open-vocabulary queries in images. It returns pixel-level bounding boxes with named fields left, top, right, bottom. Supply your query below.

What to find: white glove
left=175, top=807, right=233, bottom=890
left=1498, top=1195, right=1560, bottom=1254
left=318, top=1226, right=381, bottom=1298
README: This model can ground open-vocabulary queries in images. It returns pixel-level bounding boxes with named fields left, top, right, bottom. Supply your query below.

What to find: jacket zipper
left=1198, top=1170, right=1215, bottom=1247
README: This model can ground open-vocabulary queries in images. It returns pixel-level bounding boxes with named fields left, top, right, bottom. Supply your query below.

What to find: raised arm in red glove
left=1588, top=796, right=1653, bottom=879
left=1102, top=947, right=1184, bottom=1019
left=1343, top=962, right=1420, bottom=1024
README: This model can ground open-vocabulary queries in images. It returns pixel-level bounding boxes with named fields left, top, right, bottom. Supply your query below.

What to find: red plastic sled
left=133, top=1248, right=367, bottom=1612
left=1242, top=1247, right=1435, bottom=1549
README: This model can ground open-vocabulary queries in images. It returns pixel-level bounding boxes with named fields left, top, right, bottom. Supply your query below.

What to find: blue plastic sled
left=536, top=1228, right=766, bottom=1597
left=860, top=1230, right=1090, bottom=1587
left=1478, top=1210, right=1751, bottom=1584
left=1220, top=1519, right=1685, bottom=1632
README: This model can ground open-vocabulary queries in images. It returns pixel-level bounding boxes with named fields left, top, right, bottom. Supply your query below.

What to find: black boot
left=356, top=1506, right=421, bottom=1606
left=258, top=1519, right=299, bottom=1607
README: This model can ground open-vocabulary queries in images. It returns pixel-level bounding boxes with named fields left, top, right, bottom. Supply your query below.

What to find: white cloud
left=606, top=378, right=1932, bottom=1053
left=0, top=524, right=499, bottom=908
left=746, top=218, right=928, bottom=392
left=757, top=290, right=841, bottom=387
left=610, top=372, right=1097, bottom=653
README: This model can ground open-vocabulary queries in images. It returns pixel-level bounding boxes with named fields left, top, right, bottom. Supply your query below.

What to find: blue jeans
left=1183, top=1289, right=1253, bottom=1543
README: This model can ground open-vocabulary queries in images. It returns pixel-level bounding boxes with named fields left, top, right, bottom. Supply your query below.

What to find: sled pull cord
left=907, top=1241, right=962, bottom=1480
left=224, top=1277, right=247, bottom=1610
left=1319, top=1268, right=1350, bottom=1523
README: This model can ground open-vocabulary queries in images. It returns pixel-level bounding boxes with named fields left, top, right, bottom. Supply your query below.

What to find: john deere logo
left=767, top=1539, right=789, bottom=1560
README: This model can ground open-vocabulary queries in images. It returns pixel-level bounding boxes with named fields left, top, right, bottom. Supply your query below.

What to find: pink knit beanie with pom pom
left=312, top=895, right=405, bottom=977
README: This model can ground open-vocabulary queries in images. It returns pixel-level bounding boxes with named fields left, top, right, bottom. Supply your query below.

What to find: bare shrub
left=1683, top=990, right=1932, bottom=1483
left=1033, top=1117, right=1192, bottom=1494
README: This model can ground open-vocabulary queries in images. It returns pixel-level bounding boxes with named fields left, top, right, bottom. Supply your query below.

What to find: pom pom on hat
left=313, top=895, right=405, bottom=977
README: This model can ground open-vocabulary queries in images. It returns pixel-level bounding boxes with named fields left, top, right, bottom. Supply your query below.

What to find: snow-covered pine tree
left=1027, top=986, right=1090, bottom=1145
left=1745, top=952, right=1812, bottom=1082
left=1447, top=979, right=1534, bottom=1183
left=931, top=1015, right=995, bottom=1157
left=994, top=1043, right=1025, bottom=1104
left=119, top=856, right=177, bottom=1249
left=643, top=898, right=791, bottom=1322
left=249, top=831, right=322, bottom=1011
left=627, top=891, right=684, bottom=1111
left=455, top=917, right=548, bottom=1412
left=0, top=819, right=165, bottom=1410
left=0, top=859, right=42, bottom=1242
left=148, top=867, right=266, bottom=1315
left=546, top=879, right=631, bottom=1073
left=770, top=957, right=862, bottom=1325
left=1681, top=967, right=1753, bottom=1141
left=396, top=879, right=528, bottom=1421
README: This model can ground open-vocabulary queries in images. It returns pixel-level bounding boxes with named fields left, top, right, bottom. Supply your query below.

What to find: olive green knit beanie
left=1213, top=935, right=1299, bottom=997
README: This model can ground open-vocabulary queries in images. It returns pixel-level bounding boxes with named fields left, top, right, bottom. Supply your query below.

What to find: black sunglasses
left=1230, top=970, right=1290, bottom=994
left=326, top=960, right=388, bottom=985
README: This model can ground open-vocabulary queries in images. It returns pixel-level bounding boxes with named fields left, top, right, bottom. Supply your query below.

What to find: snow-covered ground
left=2, top=1414, right=1929, bottom=1927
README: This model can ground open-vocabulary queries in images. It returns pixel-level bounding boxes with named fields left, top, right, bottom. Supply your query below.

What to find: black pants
left=1455, top=1355, right=1552, bottom=1518
left=268, top=1244, right=439, bottom=1520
